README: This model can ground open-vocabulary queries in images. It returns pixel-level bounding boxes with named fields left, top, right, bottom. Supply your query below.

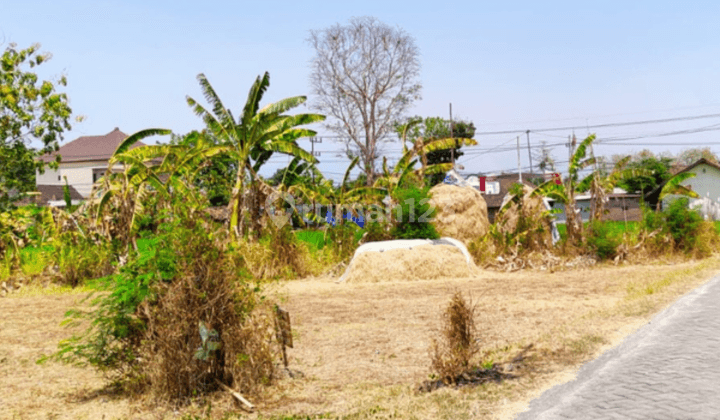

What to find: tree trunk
left=229, top=167, right=245, bottom=239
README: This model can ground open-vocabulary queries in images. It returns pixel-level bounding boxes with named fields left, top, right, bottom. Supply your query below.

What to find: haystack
left=339, top=238, right=480, bottom=283
left=495, top=185, right=556, bottom=249
left=428, top=184, right=490, bottom=245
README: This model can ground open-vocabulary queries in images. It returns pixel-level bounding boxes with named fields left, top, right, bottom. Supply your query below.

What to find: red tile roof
left=39, top=128, right=145, bottom=163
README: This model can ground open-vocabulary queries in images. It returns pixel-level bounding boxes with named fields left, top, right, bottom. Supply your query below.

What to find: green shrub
left=642, top=198, right=707, bottom=253
left=295, top=229, right=325, bottom=251
left=361, top=219, right=394, bottom=243
left=390, top=186, right=440, bottom=240
left=585, top=221, right=621, bottom=260
left=52, top=232, right=115, bottom=287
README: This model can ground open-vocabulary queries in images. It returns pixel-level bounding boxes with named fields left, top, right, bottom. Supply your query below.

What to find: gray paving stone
left=516, top=274, right=720, bottom=420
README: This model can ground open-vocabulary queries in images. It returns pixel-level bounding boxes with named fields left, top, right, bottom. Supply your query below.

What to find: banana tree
left=379, top=136, right=478, bottom=191
left=186, top=72, right=325, bottom=239
left=95, top=129, right=229, bottom=248
left=531, top=134, right=598, bottom=245
left=575, top=156, right=652, bottom=222
left=655, top=172, right=699, bottom=211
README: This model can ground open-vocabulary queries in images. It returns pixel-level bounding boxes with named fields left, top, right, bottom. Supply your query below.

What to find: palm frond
left=258, top=95, right=308, bottom=116
left=196, top=73, right=236, bottom=129
left=113, top=129, right=171, bottom=157
left=186, top=96, right=233, bottom=141
left=569, top=134, right=596, bottom=176
left=532, top=180, right=569, bottom=204
left=660, top=172, right=699, bottom=200
left=241, top=72, right=270, bottom=126
left=342, top=157, right=360, bottom=191
left=424, top=162, right=454, bottom=175
left=259, top=140, right=316, bottom=164
left=613, top=155, right=632, bottom=172
left=420, top=137, right=477, bottom=154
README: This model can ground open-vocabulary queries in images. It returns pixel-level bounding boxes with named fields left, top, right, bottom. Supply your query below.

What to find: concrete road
left=516, top=275, right=720, bottom=420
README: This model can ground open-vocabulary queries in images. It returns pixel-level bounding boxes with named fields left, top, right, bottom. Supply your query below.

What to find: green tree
left=617, top=151, right=673, bottom=196
left=0, top=43, right=74, bottom=210
left=185, top=72, right=324, bottom=238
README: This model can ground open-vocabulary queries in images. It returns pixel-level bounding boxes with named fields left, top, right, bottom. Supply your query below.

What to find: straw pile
left=428, top=184, right=490, bottom=244
left=341, top=244, right=479, bottom=283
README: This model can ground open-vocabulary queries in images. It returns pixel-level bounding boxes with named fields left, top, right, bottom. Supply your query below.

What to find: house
left=645, top=158, right=720, bottom=219
left=36, top=128, right=145, bottom=198
left=480, top=173, right=544, bottom=223
left=549, top=188, right=643, bottom=223
left=16, top=184, right=84, bottom=207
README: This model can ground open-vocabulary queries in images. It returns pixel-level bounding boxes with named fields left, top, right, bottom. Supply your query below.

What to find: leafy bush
left=390, top=186, right=439, bottom=240
left=361, top=220, right=394, bottom=243
left=585, top=221, right=621, bottom=260
left=642, top=198, right=708, bottom=253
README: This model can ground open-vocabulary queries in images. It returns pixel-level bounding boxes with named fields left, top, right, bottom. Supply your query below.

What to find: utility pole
left=449, top=103, right=455, bottom=167
left=526, top=130, right=533, bottom=176
left=567, top=135, right=573, bottom=188
left=517, top=136, right=522, bottom=183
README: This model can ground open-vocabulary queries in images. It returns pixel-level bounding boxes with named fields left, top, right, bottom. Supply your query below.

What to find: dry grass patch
left=2, top=257, right=720, bottom=419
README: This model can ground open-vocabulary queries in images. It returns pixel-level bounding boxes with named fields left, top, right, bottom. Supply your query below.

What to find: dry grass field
left=2, top=257, right=720, bottom=420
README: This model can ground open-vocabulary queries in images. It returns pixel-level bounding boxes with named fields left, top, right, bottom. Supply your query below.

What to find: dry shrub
left=428, top=184, right=490, bottom=245
left=430, top=292, right=479, bottom=384
left=690, top=221, right=720, bottom=259
left=494, top=185, right=555, bottom=252
left=468, top=235, right=499, bottom=267
left=341, top=244, right=479, bottom=283
left=140, top=239, right=275, bottom=399
left=234, top=224, right=312, bottom=279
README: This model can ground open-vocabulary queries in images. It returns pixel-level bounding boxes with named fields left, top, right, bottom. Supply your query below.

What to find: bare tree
left=676, top=147, right=719, bottom=166
left=308, top=16, right=422, bottom=185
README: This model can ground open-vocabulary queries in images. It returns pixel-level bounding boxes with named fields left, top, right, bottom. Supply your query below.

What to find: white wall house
left=651, top=158, right=720, bottom=220
left=37, top=128, right=144, bottom=199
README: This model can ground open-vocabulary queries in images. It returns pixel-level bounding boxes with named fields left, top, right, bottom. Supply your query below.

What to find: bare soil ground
left=2, top=258, right=720, bottom=420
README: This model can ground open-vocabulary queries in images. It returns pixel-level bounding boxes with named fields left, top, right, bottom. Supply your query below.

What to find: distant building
left=549, top=188, right=643, bottom=223
left=36, top=128, right=144, bottom=198
left=16, top=184, right=84, bottom=207
left=645, top=158, right=720, bottom=219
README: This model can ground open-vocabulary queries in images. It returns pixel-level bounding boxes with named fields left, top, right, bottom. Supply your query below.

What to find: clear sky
left=3, top=0, right=720, bottom=180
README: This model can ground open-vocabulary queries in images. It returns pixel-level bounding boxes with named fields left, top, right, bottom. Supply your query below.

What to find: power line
left=471, top=112, right=720, bottom=136
left=473, top=103, right=720, bottom=128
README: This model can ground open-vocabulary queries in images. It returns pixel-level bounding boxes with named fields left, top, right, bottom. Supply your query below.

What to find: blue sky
left=3, top=0, right=720, bottom=179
